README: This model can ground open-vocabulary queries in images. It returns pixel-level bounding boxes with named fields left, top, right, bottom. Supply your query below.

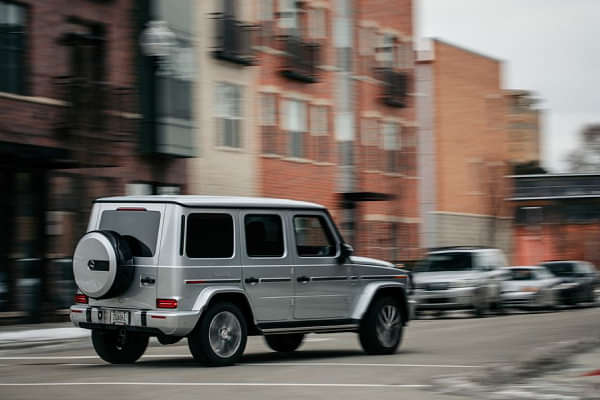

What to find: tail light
left=74, top=293, right=89, bottom=304
left=156, top=298, right=178, bottom=309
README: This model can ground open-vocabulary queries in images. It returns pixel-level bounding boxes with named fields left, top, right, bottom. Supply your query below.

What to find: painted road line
left=304, top=338, right=332, bottom=342
left=243, top=362, right=481, bottom=368
left=0, top=355, right=480, bottom=368
left=0, top=382, right=431, bottom=388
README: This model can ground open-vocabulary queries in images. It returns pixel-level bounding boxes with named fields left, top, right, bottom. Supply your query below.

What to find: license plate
left=110, top=310, right=130, bottom=325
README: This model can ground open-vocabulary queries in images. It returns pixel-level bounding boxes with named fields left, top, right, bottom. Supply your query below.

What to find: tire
left=264, top=334, right=304, bottom=353
left=73, top=230, right=134, bottom=299
left=359, top=296, right=403, bottom=355
left=91, top=329, right=148, bottom=364
left=188, top=302, right=248, bottom=366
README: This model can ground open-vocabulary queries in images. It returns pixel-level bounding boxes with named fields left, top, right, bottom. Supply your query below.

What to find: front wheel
left=264, top=334, right=304, bottom=353
left=188, top=302, right=247, bottom=366
left=91, top=329, right=148, bottom=364
left=359, top=296, right=403, bottom=355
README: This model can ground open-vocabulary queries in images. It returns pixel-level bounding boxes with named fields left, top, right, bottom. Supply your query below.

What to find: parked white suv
left=412, top=247, right=508, bottom=317
left=71, top=196, right=413, bottom=366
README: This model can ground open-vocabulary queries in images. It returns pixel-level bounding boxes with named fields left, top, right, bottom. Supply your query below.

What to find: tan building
left=188, top=0, right=259, bottom=196
left=505, top=90, right=541, bottom=165
left=417, top=40, right=512, bottom=255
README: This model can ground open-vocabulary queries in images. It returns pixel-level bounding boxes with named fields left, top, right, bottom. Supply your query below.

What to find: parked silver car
left=412, top=247, right=508, bottom=317
left=500, top=266, right=561, bottom=309
left=70, top=196, right=413, bottom=366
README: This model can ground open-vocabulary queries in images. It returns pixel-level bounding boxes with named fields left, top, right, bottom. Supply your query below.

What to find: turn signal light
left=74, top=293, right=89, bottom=304
left=156, top=299, right=178, bottom=309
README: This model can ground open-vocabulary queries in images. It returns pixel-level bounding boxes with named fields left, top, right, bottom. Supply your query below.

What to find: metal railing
left=214, top=14, right=255, bottom=65
left=281, top=35, right=320, bottom=83
left=378, top=68, right=409, bottom=108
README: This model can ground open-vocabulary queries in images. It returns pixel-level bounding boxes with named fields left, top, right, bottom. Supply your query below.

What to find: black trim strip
left=179, top=215, right=185, bottom=256
left=79, top=322, right=162, bottom=335
left=141, top=311, right=147, bottom=327
left=257, top=318, right=359, bottom=331
left=260, top=277, right=292, bottom=283
left=360, top=275, right=407, bottom=280
left=184, top=279, right=241, bottom=284
left=94, top=199, right=325, bottom=211
left=311, top=276, right=349, bottom=282
left=85, top=308, right=92, bottom=323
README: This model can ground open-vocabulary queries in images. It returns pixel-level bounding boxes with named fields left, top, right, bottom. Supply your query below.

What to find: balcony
left=379, top=68, right=409, bottom=108
left=53, top=76, right=137, bottom=166
left=280, top=35, right=320, bottom=83
left=213, top=14, right=256, bottom=66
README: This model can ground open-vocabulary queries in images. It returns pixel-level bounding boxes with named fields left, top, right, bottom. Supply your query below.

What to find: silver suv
left=71, top=196, right=412, bottom=366
left=412, top=247, right=508, bottom=317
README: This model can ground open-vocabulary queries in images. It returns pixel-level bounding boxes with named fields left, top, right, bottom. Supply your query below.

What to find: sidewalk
left=0, top=321, right=89, bottom=351
left=433, top=338, right=600, bottom=399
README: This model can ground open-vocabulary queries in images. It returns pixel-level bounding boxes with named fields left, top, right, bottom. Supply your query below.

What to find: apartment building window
left=216, top=82, right=243, bottom=148
left=308, top=8, right=326, bottom=39
left=310, top=105, right=328, bottom=162
left=397, top=41, right=413, bottom=69
left=362, top=118, right=380, bottom=170
left=278, top=0, right=298, bottom=32
left=260, top=92, right=278, bottom=154
left=0, top=1, right=26, bottom=94
left=284, top=99, right=307, bottom=158
left=382, top=122, right=401, bottom=172
left=376, top=33, right=395, bottom=68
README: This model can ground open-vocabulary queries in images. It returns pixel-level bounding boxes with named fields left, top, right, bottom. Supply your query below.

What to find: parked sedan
left=501, top=266, right=561, bottom=310
left=540, top=261, right=598, bottom=305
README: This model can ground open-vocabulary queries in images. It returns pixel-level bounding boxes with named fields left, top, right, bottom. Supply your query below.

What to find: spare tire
left=73, top=230, right=134, bottom=299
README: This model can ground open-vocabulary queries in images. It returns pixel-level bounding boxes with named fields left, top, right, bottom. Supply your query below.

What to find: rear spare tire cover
left=73, top=230, right=134, bottom=299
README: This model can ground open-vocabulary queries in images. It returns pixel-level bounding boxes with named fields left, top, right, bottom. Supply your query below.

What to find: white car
left=500, top=266, right=561, bottom=309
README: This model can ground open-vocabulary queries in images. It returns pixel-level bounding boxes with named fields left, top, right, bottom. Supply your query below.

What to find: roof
left=94, top=195, right=326, bottom=210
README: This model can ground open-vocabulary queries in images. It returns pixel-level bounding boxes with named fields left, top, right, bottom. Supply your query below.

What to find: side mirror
left=338, top=243, right=354, bottom=264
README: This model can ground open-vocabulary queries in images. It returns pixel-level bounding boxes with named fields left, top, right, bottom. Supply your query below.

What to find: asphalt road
left=1, top=307, right=599, bottom=400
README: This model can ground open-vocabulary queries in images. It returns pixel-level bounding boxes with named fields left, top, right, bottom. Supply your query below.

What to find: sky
left=416, top=0, right=600, bottom=172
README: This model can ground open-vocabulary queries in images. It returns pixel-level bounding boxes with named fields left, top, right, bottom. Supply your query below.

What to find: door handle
left=140, top=276, right=155, bottom=285
left=245, top=277, right=259, bottom=285
left=297, top=276, right=311, bottom=284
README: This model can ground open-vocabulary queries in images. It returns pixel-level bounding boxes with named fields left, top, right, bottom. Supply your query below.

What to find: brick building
left=187, top=0, right=419, bottom=263
left=510, top=174, right=600, bottom=267
left=0, top=0, right=193, bottom=318
left=505, top=89, right=541, bottom=165
left=416, top=40, right=513, bottom=256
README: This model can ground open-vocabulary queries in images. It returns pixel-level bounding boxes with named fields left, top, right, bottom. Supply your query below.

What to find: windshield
left=542, top=262, right=575, bottom=277
left=417, top=252, right=473, bottom=272
left=508, top=269, right=535, bottom=280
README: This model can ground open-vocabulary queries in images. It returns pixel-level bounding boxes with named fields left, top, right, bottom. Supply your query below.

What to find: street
left=1, top=307, right=598, bottom=400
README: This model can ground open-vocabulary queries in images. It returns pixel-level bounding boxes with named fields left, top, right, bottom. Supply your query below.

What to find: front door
left=290, top=212, right=353, bottom=320
left=241, top=211, right=293, bottom=322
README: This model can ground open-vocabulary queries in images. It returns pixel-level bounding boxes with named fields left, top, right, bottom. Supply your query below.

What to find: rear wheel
left=188, top=302, right=247, bottom=366
left=91, top=329, right=148, bottom=364
left=359, top=296, right=403, bottom=355
left=264, top=334, right=304, bottom=353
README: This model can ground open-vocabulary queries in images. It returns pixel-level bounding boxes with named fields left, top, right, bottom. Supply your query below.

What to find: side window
left=293, top=215, right=336, bottom=257
left=245, top=214, right=284, bottom=257
left=186, top=213, right=234, bottom=258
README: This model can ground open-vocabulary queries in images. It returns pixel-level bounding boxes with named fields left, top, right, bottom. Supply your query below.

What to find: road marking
left=0, top=382, right=431, bottom=388
left=304, top=338, right=332, bottom=342
left=243, top=362, right=481, bottom=368
left=0, top=355, right=480, bottom=368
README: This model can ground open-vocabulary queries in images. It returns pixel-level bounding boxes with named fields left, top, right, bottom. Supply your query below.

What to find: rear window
left=186, top=213, right=234, bottom=258
left=99, top=210, right=161, bottom=257
left=542, top=262, right=575, bottom=277
left=417, top=252, right=473, bottom=272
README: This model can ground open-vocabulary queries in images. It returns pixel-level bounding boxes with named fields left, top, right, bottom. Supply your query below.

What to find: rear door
left=241, top=211, right=293, bottom=322
left=91, top=203, right=165, bottom=310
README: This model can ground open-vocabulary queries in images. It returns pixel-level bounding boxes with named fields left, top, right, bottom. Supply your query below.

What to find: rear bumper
left=501, top=292, right=539, bottom=308
left=70, top=305, right=200, bottom=337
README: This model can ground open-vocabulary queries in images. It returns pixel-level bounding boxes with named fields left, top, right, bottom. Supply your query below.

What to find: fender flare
left=351, top=282, right=409, bottom=323
left=191, top=286, right=256, bottom=324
